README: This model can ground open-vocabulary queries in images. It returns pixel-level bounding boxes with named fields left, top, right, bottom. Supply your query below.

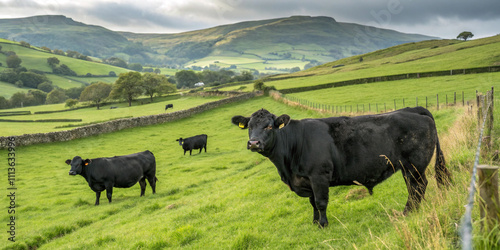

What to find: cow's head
left=65, top=156, right=91, bottom=175
left=176, top=138, right=184, bottom=146
left=231, top=109, right=290, bottom=153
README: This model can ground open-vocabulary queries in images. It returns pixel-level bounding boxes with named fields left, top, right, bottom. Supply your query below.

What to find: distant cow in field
left=231, top=107, right=451, bottom=227
left=110, top=106, right=118, bottom=109
left=165, top=104, right=173, bottom=111
left=65, top=150, right=157, bottom=205
left=176, top=134, right=208, bottom=155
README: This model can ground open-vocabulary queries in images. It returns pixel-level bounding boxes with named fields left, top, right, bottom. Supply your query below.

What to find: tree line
left=0, top=71, right=176, bottom=109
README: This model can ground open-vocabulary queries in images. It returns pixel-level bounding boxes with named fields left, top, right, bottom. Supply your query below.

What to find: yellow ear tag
left=279, top=123, right=285, bottom=129
left=239, top=123, right=245, bottom=128
left=84, top=163, right=89, bottom=166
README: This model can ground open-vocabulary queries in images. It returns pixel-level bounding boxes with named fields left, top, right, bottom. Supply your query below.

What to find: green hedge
left=0, top=119, right=82, bottom=122
left=0, top=111, right=31, bottom=116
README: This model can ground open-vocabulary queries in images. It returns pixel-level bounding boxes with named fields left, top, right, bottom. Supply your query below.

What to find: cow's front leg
left=309, top=196, right=320, bottom=224
left=95, top=191, right=101, bottom=205
left=311, top=178, right=329, bottom=228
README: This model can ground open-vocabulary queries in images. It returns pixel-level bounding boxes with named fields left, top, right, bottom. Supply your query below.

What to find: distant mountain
left=0, top=15, right=131, bottom=58
left=0, top=15, right=437, bottom=72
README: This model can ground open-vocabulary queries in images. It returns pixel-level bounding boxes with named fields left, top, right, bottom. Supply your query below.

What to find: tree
left=65, top=99, right=79, bottom=108
left=110, top=72, right=143, bottom=106
left=37, top=82, right=54, bottom=93
left=254, top=79, right=264, bottom=91
left=6, top=55, right=22, bottom=68
left=46, top=89, right=68, bottom=104
left=27, top=90, right=47, bottom=105
left=142, top=73, right=176, bottom=102
left=65, top=85, right=86, bottom=99
left=9, top=92, right=29, bottom=107
left=175, top=70, right=199, bottom=88
left=47, top=57, right=60, bottom=67
left=105, top=57, right=128, bottom=68
left=457, top=31, right=474, bottom=41
left=0, top=96, right=10, bottom=109
left=18, top=72, right=49, bottom=88
left=290, top=66, right=301, bottom=73
left=128, top=63, right=143, bottom=72
left=80, top=82, right=112, bottom=109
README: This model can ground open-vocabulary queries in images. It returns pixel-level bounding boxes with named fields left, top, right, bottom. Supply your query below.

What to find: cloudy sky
left=0, top=0, right=499, bottom=39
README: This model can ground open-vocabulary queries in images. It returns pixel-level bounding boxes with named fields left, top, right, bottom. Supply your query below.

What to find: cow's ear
left=65, top=159, right=71, bottom=165
left=231, top=115, right=250, bottom=129
left=83, top=159, right=91, bottom=166
left=275, top=114, right=290, bottom=129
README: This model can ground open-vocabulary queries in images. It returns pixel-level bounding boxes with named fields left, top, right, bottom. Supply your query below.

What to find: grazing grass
left=0, top=95, right=224, bottom=136
left=3, top=93, right=497, bottom=249
left=284, top=72, right=500, bottom=110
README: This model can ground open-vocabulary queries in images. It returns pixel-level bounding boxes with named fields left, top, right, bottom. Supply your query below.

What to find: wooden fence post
left=477, top=165, right=500, bottom=239
left=437, top=94, right=439, bottom=110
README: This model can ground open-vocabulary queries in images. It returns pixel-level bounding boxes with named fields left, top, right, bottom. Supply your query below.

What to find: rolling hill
left=0, top=38, right=130, bottom=98
left=0, top=15, right=436, bottom=72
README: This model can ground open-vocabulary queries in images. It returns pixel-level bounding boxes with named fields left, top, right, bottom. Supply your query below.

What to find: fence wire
left=460, top=95, right=493, bottom=250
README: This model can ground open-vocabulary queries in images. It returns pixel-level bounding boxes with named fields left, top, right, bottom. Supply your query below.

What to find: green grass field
left=285, top=72, right=500, bottom=109
left=0, top=95, right=224, bottom=136
left=4, top=94, right=499, bottom=249
left=3, top=95, right=488, bottom=249
left=1, top=35, right=500, bottom=249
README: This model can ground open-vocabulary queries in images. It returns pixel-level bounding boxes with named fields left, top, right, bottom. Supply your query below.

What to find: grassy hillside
left=0, top=39, right=129, bottom=98
left=215, top=35, right=500, bottom=91
left=3, top=94, right=485, bottom=249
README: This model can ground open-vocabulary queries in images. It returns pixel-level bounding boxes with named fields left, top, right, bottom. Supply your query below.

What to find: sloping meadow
left=2, top=96, right=468, bottom=249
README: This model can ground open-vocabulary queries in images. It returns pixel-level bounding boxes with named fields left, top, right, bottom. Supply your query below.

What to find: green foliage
left=52, top=64, right=77, bottom=76
left=457, top=31, right=474, bottom=41
left=104, top=57, right=128, bottom=68
left=128, top=63, right=143, bottom=72
left=110, top=71, right=143, bottom=106
left=175, top=70, right=199, bottom=88
left=65, top=98, right=78, bottom=108
left=6, top=54, right=22, bottom=68
left=46, top=89, right=68, bottom=104
left=18, top=71, right=49, bottom=88
left=37, top=82, right=54, bottom=93
left=142, top=72, right=176, bottom=102
left=79, top=82, right=112, bottom=109
left=47, top=57, right=60, bottom=67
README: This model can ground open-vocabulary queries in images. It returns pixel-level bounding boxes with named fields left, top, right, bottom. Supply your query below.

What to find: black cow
left=65, top=150, right=157, bottom=205
left=165, top=104, right=173, bottom=111
left=176, top=134, right=208, bottom=155
left=232, top=108, right=451, bottom=227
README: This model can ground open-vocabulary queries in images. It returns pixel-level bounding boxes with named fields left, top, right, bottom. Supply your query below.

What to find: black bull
left=65, top=150, right=157, bottom=205
left=232, top=107, right=451, bottom=227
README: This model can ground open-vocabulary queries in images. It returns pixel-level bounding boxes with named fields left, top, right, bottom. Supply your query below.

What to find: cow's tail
left=434, top=137, right=451, bottom=187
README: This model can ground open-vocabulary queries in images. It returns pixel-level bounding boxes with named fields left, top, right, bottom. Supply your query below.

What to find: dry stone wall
left=0, top=92, right=255, bottom=148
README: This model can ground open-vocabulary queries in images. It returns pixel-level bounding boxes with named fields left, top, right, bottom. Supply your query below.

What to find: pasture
left=0, top=95, right=224, bottom=136
left=2, top=91, right=496, bottom=249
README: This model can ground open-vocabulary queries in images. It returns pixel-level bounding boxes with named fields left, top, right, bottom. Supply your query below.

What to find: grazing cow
left=165, top=104, right=173, bottom=110
left=65, top=150, right=157, bottom=205
left=176, top=134, right=208, bottom=155
left=231, top=107, right=451, bottom=227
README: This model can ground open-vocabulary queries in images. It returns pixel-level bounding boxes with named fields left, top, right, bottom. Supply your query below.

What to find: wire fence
left=460, top=87, right=496, bottom=250
left=272, top=90, right=473, bottom=114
